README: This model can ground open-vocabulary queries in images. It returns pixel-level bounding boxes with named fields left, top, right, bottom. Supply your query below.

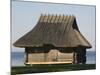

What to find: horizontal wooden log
left=25, top=61, right=73, bottom=65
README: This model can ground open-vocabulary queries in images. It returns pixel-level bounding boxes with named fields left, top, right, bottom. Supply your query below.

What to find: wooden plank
left=25, top=61, right=72, bottom=65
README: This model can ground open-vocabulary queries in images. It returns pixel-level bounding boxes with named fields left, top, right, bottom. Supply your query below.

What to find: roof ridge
left=39, top=14, right=75, bottom=24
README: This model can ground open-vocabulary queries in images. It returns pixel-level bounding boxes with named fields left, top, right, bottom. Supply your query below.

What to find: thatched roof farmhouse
left=14, top=14, right=92, bottom=65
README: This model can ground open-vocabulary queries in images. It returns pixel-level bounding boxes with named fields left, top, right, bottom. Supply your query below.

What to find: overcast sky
left=12, top=1, right=95, bottom=52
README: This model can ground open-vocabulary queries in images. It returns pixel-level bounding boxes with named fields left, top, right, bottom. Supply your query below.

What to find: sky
left=12, top=1, right=95, bottom=52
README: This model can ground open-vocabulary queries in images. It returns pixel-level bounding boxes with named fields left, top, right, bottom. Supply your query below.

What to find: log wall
left=25, top=48, right=74, bottom=64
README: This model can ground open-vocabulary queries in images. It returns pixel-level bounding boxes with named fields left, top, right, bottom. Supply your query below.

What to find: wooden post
left=82, top=49, right=86, bottom=64
left=73, top=51, right=77, bottom=64
left=72, top=52, right=75, bottom=64
left=25, top=48, right=28, bottom=63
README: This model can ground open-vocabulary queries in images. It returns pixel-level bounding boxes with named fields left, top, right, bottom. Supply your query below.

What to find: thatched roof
left=13, top=14, right=92, bottom=48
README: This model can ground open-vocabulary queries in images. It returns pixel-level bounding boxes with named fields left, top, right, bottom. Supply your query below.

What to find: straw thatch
left=13, top=14, right=92, bottom=48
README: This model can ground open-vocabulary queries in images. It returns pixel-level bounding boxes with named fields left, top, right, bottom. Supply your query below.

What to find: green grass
left=11, top=64, right=96, bottom=75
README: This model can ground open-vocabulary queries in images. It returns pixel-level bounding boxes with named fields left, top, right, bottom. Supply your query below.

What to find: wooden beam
left=25, top=48, right=28, bottom=63
left=25, top=61, right=72, bottom=65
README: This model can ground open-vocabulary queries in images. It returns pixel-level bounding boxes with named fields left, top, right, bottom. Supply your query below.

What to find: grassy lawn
left=11, top=64, right=96, bottom=75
